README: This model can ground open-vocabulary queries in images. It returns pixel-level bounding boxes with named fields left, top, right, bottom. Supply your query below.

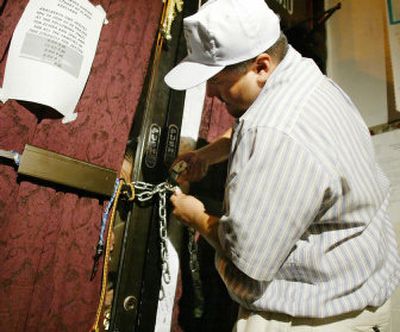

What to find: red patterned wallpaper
left=199, top=96, right=235, bottom=143
left=0, top=0, right=162, bottom=330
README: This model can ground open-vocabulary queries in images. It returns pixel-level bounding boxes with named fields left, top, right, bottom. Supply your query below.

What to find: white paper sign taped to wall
left=0, top=0, right=106, bottom=123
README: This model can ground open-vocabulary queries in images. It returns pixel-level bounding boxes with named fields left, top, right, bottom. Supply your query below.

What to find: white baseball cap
left=164, top=0, right=280, bottom=91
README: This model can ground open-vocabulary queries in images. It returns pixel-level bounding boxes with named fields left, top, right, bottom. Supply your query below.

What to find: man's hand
left=170, top=189, right=222, bottom=252
left=170, top=189, right=208, bottom=230
left=171, top=128, right=232, bottom=183
left=171, top=150, right=209, bottom=183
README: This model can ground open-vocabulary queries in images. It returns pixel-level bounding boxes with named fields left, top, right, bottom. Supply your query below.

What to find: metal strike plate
left=18, top=144, right=117, bottom=196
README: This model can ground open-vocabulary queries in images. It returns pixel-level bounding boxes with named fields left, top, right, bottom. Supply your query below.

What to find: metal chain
left=158, top=189, right=171, bottom=300
left=130, top=181, right=175, bottom=300
left=123, top=179, right=205, bottom=309
left=188, top=227, right=204, bottom=318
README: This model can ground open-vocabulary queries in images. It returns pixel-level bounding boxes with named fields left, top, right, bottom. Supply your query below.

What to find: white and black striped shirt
left=215, top=46, right=400, bottom=318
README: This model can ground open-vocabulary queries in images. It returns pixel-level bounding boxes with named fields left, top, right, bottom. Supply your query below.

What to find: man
left=164, top=0, right=400, bottom=330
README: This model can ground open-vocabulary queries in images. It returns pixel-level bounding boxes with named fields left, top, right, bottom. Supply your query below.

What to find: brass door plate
left=18, top=144, right=117, bottom=196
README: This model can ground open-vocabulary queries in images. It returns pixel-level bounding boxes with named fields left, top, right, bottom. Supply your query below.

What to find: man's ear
left=253, top=53, right=274, bottom=86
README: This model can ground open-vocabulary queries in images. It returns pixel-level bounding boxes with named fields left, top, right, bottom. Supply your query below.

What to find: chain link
left=129, top=181, right=175, bottom=300
left=158, top=189, right=171, bottom=300
left=188, top=227, right=204, bottom=318
left=122, top=179, right=204, bottom=309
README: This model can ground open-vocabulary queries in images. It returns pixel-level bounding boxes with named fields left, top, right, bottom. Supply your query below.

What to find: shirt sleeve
left=217, top=126, right=335, bottom=282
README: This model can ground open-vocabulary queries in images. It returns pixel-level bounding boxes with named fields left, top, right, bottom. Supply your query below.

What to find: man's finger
left=174, top=186, right=182, bottom=195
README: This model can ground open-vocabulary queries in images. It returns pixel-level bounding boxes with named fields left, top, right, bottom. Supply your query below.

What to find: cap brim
left=164, top=58, right=225, bottom=90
